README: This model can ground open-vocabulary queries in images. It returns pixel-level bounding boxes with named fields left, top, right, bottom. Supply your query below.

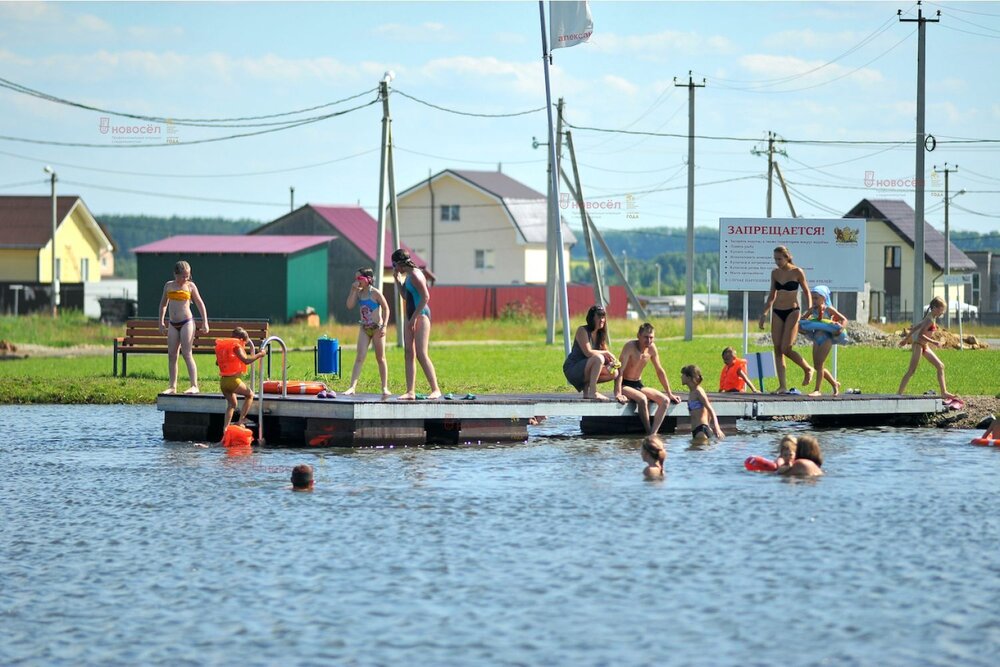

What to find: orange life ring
left=262, top=380, right=328, bottom=395
left=970, top=438, right=1000, bottom=447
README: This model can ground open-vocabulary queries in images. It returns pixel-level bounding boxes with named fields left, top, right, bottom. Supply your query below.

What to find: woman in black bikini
left=758, top=246, right=815, bottom=394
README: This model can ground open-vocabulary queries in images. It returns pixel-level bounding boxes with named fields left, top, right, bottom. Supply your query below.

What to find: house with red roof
left=0, top=195, right=115, bottom=314
left=249, top=204, right=424, bottom=324
left=132, top=234, right=333, bottom=323
left=395, top=169, right=576, bottom=286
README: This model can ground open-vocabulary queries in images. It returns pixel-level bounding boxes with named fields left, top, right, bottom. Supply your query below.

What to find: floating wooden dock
left=157, top=392, right=945, bottom=447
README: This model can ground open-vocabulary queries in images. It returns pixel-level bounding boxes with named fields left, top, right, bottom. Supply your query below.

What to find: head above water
left=794, top=435, right=822, bottom=467
left=641, top=435, right=666, bottom=467
left=779, top=434, right=798, bottom=460
left=291, top=464, right=314, bottom=491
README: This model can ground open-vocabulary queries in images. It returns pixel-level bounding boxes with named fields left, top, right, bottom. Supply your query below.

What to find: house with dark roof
left=844, top=199, right=976, bottom=321
left=133, top=235, right=333, bottom=323
left=395, top=169, right=576, bottom=285
left=249, top=204, right=424, bottom=324
left=0, top=195, right=115, bottom=314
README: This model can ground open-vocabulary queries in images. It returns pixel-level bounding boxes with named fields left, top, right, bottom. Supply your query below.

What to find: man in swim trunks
left=614, top=323, right=682, bottom=434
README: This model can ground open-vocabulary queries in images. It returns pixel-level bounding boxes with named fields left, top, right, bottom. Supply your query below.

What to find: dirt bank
left=931, top=395, right=999, bottom=430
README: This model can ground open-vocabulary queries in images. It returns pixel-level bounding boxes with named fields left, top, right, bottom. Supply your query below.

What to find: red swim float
left=745, top=455, right=778, bottom=472
left=970, top=438, right=1000, bottom=447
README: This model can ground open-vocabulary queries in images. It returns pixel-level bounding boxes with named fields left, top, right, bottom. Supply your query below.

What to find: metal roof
left=309, top=205, right=426, bottom=267
left=844, top=198, right=976, bottom=271
left=133, top=234, right=333, bottom=255
left=0, top=195, right=102, bottom=248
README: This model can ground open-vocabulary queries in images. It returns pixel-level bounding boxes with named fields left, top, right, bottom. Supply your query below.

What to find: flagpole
left=538, top=1, right=572, bottom=356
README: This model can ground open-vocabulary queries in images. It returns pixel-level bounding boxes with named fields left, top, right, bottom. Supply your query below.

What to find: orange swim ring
left=262, top=380, right=328, bottom=395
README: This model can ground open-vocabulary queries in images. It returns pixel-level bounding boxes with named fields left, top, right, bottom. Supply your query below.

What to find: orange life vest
left=215, top=338, right=248, bottom=377
left=719, top=357, right=748, bottom=392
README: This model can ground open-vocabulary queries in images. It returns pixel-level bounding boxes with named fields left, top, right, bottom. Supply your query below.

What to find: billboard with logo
left=719, top=218, right=866, bottom=292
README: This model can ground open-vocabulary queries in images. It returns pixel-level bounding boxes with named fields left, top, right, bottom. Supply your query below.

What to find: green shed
left=133, top=234, right=332, bottom=323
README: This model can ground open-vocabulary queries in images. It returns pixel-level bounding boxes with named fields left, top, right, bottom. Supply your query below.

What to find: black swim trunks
left=621, top=378, right=644, bottom=391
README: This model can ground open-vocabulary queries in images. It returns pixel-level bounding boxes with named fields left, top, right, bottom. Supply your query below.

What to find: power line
left=392, top=89, right=545, bottom=117
left=0, top=75, right=377, bottom=125
left=0, top=98, right=379, bottom=148
left=0, top=147, right=380, bottom=179
left=59, top=178, right=287, bottom=207
left=394, top=145, right=545, bottom=165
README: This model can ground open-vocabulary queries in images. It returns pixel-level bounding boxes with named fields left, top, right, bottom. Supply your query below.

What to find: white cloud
left=739, top=54, right=883, bottom=87
left=600, top=75, right=639, bottom=97
left=373, top=21, right=453, bottom=41
left=590, top=30, right=736, bottom=57
left=420, top=56, right=548, bottom=95
left=762, top=29, right=866, bottom=50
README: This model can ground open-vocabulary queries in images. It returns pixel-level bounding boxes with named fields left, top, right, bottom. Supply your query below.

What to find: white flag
left=550, top=0, right=593, bottom=50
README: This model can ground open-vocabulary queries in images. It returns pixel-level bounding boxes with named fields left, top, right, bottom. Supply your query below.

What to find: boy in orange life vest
left=216, top=327, right=266, bottom=433
left=719, top=346, right=759, bottom=393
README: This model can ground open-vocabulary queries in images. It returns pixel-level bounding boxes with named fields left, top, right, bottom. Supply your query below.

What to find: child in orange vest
left=719, top=346, right=758, bottom=393
left=216, top=327, right=266, bottom=434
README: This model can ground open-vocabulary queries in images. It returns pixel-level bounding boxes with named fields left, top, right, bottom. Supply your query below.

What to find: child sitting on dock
left=343, top=267, right=391, bottom=397
left=778, top=435, right=823, bottom=477
left=718, top=346, right=758, bottom=393
left=614, top=323, right=682, bottom=434
left=291, top=464, right=314, bottom=491
left=680, top=364, right=724, bottom=444
left=640, top=435, right=666, bottom=480
left=216, top=327, right=266, bottom=434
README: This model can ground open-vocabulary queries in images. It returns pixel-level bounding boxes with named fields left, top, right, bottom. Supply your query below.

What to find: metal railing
left=255, top=335, right=287, bottom=446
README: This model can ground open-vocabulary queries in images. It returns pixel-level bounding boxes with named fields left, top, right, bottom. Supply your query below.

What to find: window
left=475, top=249, right=495, bottom=269
left=971, top=273, right=980, bottom=308
left=884, top=246, right=901, bottom=268
left=440, top=205, right=460, bottom=222
left=80, top=258, right=89, bottom=282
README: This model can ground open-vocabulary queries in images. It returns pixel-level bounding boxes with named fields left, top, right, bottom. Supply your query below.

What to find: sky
left=1, top=1, right=999, bottom=234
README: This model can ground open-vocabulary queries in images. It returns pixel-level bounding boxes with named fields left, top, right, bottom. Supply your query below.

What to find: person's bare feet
left=381, top=387, right=392, bottom=397
left=426, top=390, right=442, bottom=400
left=342, top=386, right=356, bottom=396
left=162, top=387, right=176, bottom=395
left=803, top=367, right=815, bottom=386
left=584, top=392, right=610, bottom=401
left=808, top=390, right=822, bottom=397
left=397, top=392, right=415, bottom=400
left=832, top=381, right=841, bottom=396
left=772, top=387, right=788, bottom=395
left=184, top=386, right=200, bottom=394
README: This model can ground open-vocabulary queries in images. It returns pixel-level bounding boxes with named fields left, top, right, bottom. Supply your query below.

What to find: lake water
left=2, top=405, right=998, bottom=666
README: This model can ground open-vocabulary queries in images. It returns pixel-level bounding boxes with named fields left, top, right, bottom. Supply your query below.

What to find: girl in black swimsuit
left=758, top=245, right=815, bottom=394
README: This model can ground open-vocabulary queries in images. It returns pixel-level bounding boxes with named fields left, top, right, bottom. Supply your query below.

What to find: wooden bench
left=113, top=318, right=270, bottom=377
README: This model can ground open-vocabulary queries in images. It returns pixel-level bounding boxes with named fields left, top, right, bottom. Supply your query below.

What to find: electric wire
left=59, top=178, right=288, bottom=207
left=0, top=147, right=380, bottom=179
left=0, top=76, right=377, bottom=125
left=392, top=89, right=545, bottom=117
left=0, top=98, right=380, bottom=148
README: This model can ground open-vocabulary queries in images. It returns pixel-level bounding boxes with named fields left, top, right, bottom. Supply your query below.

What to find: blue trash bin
left=317, top=336, right=340, bottom=375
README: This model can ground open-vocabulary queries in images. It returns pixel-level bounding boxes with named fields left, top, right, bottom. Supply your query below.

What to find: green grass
left=1, top=328, right=997, bottom=403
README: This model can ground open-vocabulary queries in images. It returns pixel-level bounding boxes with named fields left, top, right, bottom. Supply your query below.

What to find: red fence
left=424, top=284, right=627, bottom=322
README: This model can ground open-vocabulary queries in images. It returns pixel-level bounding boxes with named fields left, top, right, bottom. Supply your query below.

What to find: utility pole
left=43, top=166, right=58, bottom=317
left=675, top=71, right=705, bottom=342
left=289, top=186, right=295, bottom=212
left=622, top=249, right=628, bottom=282
left=934, top=163, right=959, bottom=326
left=751, top=131, right=792, bottom=216
left=375, top=72, right=404, bottom=346
left=899, top=1, right=940, bottom=323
